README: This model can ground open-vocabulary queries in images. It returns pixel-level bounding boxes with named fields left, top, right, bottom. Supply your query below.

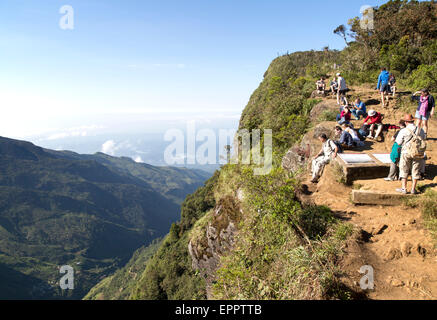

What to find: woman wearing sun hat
left=395, top=114, right=426, bottom=194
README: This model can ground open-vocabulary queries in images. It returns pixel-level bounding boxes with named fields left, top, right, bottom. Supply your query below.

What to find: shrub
left=407, top=63, right=437, bottom=91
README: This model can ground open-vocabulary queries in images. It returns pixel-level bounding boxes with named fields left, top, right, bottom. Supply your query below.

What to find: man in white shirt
left=311, top=133, right=338, bottom=183
left=337, top=72, right=348, bottom=105
left=395, top=114, right=426, bottom=194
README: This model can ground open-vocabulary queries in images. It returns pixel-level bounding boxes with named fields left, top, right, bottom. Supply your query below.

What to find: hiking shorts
left=399, top=153, right=421, bottom=180
left=380, top=83, right=390, bottom=93
left=415, top=110, right=429, bottom=121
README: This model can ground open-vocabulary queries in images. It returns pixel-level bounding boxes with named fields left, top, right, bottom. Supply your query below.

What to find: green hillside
left=0, top=136, right=210, bottom=299
left=105, top=0, right=435, bottom=300
left=83, top=239, right=162, bottom=300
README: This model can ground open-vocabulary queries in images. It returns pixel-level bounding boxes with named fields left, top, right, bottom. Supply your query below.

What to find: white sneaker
left=367, top=135, right=373, bottom=139
left=396, top=188, right=408, bottom=194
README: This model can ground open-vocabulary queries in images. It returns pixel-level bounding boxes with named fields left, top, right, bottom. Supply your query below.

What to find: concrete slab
left=336, top=153, right=391, bottom=184
left=352, top=190, right=417, bottom=206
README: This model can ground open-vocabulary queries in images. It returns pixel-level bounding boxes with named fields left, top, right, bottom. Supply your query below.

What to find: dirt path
left=302, top=86, right=437, bottom=300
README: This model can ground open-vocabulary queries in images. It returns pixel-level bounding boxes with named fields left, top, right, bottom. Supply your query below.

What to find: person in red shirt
left=337, top=106, right=352, bottom=125
left=364, top=110, right=383, bottom=140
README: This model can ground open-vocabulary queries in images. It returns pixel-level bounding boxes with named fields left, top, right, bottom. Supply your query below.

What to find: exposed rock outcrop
left=282, top=123, right=335, bottom=173
left=188, top=194, right=242, bottom=297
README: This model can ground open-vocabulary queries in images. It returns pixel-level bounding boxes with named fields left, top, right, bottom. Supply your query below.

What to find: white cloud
left=133, top=156, right=144, bottom=163
left=101, top=140, right=116, bottom=156
left=47, top=131, right=87, bottom=140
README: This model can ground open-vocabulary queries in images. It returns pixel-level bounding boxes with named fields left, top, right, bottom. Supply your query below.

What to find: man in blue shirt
left=377, top=68, right=391, bottom=107
left=352, top=98, right=367, bottom=120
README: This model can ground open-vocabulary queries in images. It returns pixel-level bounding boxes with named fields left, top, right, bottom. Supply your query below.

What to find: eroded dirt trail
left=302, top=85, right=437, bottom=299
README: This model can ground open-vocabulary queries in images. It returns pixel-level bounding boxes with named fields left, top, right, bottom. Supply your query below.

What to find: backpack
left=333, top=141, right=344, bottom=154
left=404, top=127, right=426, bottom=159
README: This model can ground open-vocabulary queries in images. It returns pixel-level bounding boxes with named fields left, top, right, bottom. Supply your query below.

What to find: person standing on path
left=377, top=68, right=391, bottom=107
left=385, top=120, right=406, bottom=181
left=395, top=114, right=426, bottom=195
left=412, top=89, right=435, bottom=140
left=336, top=72, right=348, bottom=106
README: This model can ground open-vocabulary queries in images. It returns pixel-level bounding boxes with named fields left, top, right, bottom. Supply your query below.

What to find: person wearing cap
left=363, top=110, right=383, bottom=140
left=412, top=89, right=435, bottom=140
left=395, top=114, right=426, bottom=194
left=336, top=73, right=348, bottom=105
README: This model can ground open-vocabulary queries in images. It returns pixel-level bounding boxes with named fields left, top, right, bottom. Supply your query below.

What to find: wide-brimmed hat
left=368, top=110, right=376, bottom=117
left=336, top=72, right=341, bottom=76
left=404, top=114, right=414, bottom=122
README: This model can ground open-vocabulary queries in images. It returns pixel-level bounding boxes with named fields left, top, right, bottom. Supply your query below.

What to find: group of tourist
left=310, top=67, right=434, bottom=189
left=310, top=87, right=434, bottom=188
left=316, top=72, right=348, bottom=105
left=336, top=99, right=385, bottom=141
left=386, top=114, right=428, bottom=195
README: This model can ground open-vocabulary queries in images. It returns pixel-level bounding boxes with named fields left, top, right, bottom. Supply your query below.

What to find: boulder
left=282, top=123, right=335, bottom=173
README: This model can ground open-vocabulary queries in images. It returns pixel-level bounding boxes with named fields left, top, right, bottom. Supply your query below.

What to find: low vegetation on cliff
left=85, top=0, right=437, bottom=300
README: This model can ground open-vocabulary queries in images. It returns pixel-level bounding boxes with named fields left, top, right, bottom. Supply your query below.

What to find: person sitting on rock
left=363, top=110, right=383, bottom=140
left=330, top=77, right=338, bottom=96
left=384, top=120, right=406, bottom=181
left=316, top=78, right=326, bottom=94
left=342, top=123, right=364, bottom=147
left=395, top=114, right=426, bottom=195
left=351, top=98, right=367, bottom=120
left=311, top=133, right=338, bottom=183
left=336, top=106, right=352, bottom=125
left=335, top=126, right=354, bottom=149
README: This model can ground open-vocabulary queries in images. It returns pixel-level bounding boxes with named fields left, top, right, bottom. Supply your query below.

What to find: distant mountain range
left=0, top=136, right=211, bottom=299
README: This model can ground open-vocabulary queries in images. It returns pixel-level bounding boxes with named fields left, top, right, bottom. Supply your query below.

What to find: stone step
left=352, top=190, right=417, bottom=206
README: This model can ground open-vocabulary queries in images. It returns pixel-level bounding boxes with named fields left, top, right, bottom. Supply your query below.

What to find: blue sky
left=0, top=0, right=389, bottom=140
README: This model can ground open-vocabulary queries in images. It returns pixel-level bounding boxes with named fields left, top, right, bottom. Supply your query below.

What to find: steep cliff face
left=188, top=194, right=243, bottom=297
left=124, top=51, right=351, bottom=300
